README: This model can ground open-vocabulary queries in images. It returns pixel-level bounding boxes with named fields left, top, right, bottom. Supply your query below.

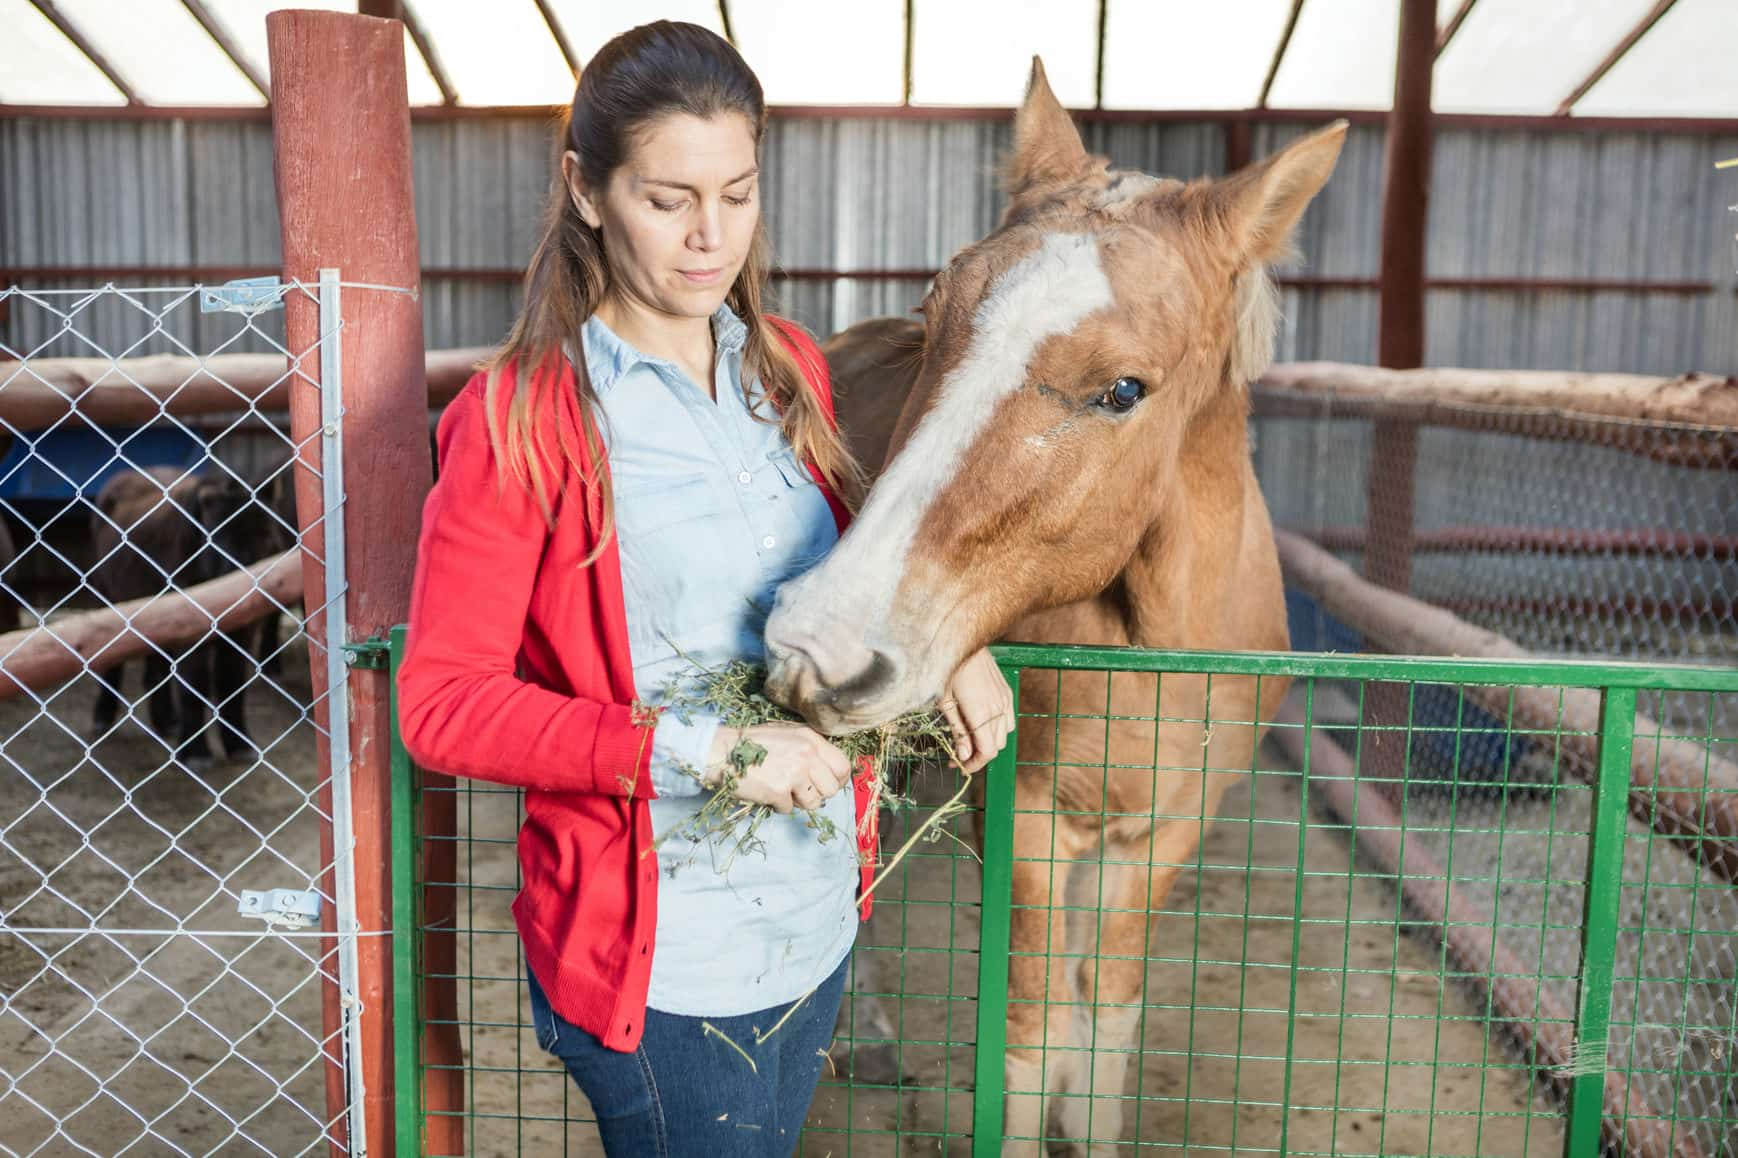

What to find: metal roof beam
left=1556, top=0, right=1678, bottom=115
left=398, top=0, right=458, bottom=105
left=1094, top=0, right=1107, bottom=109
left=1435, top=0, right=1479, bottom=57
left=1258, top=0, right=1305, bottom=110
left=27, top=0, right=141, bottom=105
left=180, top=0, right=268, bottom=101
left=903, top=0, right=914, bottom=105
left=534, top=0, right=580, bottom=77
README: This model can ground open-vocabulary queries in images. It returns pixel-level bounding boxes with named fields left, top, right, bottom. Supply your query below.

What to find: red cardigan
left=397, top=319, right=872, bottom=1052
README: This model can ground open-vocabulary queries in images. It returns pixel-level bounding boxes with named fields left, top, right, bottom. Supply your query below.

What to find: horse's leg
left=1057, top=817, right=1208, bottom=1155
left=144, top=652, right=176, bottom=742
left=210, top=630, right=255, bottom=760
left=91, top=661, right=123, bottom=738
left=1002, top=780, right=1095, bottom=1158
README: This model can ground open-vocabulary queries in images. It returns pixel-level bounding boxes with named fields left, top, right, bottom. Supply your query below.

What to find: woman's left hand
left=939, top=648, right=1014, bottom=774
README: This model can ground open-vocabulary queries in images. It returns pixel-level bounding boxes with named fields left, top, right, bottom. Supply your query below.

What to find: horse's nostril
left=832, top=649, right=899, bottom=707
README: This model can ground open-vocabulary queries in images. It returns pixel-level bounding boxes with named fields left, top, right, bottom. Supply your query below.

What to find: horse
left=768, top=60, right=1345, bottom=1154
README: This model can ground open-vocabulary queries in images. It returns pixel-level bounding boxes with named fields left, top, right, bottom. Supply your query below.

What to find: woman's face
left=567, top=112, right=761, bottom=322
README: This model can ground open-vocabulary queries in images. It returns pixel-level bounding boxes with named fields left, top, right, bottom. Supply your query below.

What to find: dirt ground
left=14, top=651, right=1735, bottom=1157
left=0, top=634, right=337, bottom=1157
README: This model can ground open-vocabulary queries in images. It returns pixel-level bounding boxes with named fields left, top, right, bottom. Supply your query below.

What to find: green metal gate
left=388, top=628, right=1738, bottom=1156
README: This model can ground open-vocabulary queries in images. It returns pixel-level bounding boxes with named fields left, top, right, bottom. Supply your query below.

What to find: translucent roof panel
left=1576, top=0, right=1738, bottom=118
left=730, top=0, right=904, bottom=104
left=1101, top=0, right=1295, bottom=110
left=1435, top=0, right=1660, bottom=114
left=54, top=0, right=264, bottom=105
left=541, top=0, right=726, bottom=68
left=1264, top=0, right=1401, bottom=109
left=0, top=0, right=126, bottom=105
left=402, top=0, right=575, bottom=106
left=204, top=1, right=445, bottom=106
left=910, top=0, right=1097, bottom=107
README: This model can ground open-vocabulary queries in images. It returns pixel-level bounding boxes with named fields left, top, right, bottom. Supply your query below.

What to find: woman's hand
left=703, top=722, right=853, bottom=814
left=940, top=648, right=1014, bottom=774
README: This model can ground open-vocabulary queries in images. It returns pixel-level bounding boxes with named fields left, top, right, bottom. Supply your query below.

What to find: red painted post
left=1361, top=0, right=1435, bottom=778
left=267, top=11, right=436, bottom=1155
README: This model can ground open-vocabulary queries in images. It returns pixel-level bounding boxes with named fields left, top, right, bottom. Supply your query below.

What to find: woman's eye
left=724, top=193, right=753, bottom=207
left=651, top=199, right=685, bottom=213
left=1096, top=377, right=1146, bottom=411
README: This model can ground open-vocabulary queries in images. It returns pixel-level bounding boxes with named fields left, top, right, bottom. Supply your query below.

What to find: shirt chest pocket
left=761, top=451, right=840, bottom=583
left=613, top=473, right=739, bottom=627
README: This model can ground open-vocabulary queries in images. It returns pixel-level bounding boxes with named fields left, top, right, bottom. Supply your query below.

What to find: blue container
left=0, top=426, right=207, bottom=502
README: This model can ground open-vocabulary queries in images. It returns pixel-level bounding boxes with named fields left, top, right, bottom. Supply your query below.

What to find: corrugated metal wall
left=3, top=115, right=1735, bottom=372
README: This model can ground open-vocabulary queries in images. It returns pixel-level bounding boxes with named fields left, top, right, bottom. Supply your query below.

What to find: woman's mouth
left=679, top=267, right=725, bottom=284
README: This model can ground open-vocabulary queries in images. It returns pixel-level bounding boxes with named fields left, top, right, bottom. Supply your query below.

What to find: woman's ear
left=562, top=150, right=603, bottom=229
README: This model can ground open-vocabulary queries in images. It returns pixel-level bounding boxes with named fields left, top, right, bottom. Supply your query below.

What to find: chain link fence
left=0, top=279, right=375, bottom=1155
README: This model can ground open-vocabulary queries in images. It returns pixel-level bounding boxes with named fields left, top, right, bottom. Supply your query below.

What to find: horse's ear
left=1005, top=57, right=1091, bottom=196
left=1212, top=119, right=1348, bottom=265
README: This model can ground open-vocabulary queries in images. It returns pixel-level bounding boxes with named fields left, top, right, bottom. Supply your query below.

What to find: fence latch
left=342, top=637, right=392, bottom=670
left=237, top=888, right=323, bottom=930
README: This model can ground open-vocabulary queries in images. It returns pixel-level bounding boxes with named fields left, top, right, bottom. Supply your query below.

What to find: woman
left=396, top=21, right=1013, bottom=1156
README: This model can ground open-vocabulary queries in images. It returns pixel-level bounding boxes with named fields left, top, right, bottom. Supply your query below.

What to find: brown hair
left=484, top=21, right=860, bottom=559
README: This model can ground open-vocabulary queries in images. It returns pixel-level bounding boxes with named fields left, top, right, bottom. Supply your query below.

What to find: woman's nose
left=689, top=202, right=723, bottom=251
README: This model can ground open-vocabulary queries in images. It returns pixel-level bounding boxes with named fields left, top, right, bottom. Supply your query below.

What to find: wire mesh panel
left=391, top=638, right=1737, bottom=1155
left=386, top=628, right=988, bottom=1157
left=1611, top=688, right=1738, bottom=1156
left=983, top=648, right=1737, bottom=1158
left=0, top=280, right=373, bottom=1155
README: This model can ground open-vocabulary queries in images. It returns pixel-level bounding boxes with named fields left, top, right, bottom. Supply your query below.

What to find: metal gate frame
left=386, top=629, right=1738, bottom=1155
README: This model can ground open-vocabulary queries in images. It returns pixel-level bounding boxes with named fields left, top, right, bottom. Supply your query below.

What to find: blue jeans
left=526, top=955, right=849, bottom=1157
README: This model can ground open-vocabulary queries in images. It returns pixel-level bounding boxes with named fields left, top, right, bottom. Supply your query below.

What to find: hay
left=654, top=659, right=961, bottom=869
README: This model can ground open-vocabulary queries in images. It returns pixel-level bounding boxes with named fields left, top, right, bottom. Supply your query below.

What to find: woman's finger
left=940, top=697, right=973, bottom=764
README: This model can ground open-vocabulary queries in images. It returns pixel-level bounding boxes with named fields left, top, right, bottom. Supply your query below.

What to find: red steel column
left=1362, top=0, right=1436, bottom=777
left=268, top=11, right=435, bottom=1155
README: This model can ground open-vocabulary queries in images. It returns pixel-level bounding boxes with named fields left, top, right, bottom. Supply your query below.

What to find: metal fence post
left=389, top=626, right=422, bottom=1155
left=972, top=661, right=1020, bottom=1155
left=1565, top=685, right=1636, bottom=1156
left=318, top=269, right=370, bottom=1152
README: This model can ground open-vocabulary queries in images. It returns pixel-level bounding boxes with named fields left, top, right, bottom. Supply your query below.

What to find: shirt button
left=761, top=536, right=776, bottom=549
left=737, top=470, right=752, bottom=484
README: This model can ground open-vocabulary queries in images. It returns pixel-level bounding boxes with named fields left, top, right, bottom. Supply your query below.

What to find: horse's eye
left=1098, top=377, right=1146, bottom=411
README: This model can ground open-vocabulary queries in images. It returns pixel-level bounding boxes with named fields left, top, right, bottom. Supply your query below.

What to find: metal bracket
left=200, top=276, right=287, bottom=316
left=237, top=888, right=322, bottom=930
left=342, top=637, right=392, bottom=670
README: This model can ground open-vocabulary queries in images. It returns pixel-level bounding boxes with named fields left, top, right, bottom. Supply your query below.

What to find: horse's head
left=766, top=60, right=1345, bottom=733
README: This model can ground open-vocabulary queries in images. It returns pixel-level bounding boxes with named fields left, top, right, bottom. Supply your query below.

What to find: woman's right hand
left=703, top=722, right=853, bottom=814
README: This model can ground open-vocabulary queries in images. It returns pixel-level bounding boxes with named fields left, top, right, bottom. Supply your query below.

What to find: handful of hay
left=655, top=660, right=972, bottom=881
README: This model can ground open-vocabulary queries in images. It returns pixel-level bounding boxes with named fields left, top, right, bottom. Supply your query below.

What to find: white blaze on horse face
left=784, top=231, right=1114, bottom=670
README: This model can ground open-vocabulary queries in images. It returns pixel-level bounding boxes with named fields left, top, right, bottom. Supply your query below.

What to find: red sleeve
left=395, top=377, right=656, bottom=797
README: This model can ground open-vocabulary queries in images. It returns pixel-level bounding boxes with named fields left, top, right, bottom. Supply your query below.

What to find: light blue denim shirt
left=582, top=304, right=859, bottom=1016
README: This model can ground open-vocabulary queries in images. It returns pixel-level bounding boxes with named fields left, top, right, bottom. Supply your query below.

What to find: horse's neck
left=1009, top=389, right=1280, bottom=653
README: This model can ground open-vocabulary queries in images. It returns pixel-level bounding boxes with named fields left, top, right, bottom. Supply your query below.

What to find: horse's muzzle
left=764, top=632, right=904, bottom=735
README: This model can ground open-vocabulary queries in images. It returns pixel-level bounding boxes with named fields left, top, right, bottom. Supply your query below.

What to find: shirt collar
left=580, top=303, right=748, bottom=394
